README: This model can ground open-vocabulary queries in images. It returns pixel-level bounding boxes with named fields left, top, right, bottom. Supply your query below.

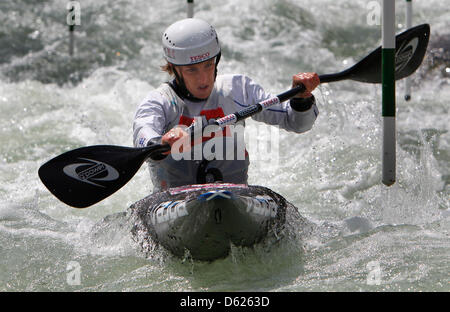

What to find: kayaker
left=133, top=18, right=320, bottom=191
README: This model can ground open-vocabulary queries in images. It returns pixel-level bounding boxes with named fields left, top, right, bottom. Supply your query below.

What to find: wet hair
left=160, top=62, right=175, bottom=76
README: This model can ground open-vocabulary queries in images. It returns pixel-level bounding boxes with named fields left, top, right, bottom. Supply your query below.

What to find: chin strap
left=169, top=53, right=221, bottom=102
left=214, top=52, right=221, bottom=79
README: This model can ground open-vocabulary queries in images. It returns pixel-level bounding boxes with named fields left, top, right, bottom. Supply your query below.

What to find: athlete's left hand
left=161, top=126, right=190, bottom=154
left=292, top=72, right=320, bottom=98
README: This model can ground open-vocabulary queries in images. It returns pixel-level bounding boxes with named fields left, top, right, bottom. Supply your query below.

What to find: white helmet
left=162, top=18, right=221, bottom=66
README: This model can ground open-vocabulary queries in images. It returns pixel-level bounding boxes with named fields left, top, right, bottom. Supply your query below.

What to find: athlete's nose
left=197, top=69, right=209, bottom=85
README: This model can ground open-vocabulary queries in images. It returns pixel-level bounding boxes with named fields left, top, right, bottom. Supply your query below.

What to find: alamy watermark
left=168, top=118, right=280, bottom=165
left=67, top=1, right=81, bottom=26
left=366, top=1, right=381, bottom=26
left=66, top=261, right=81, bottom=286
left=366, top=261, right=382, bottom=285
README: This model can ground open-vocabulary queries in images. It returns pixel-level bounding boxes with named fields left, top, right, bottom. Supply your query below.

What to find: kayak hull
left=129, top=183, right=288, bottom=261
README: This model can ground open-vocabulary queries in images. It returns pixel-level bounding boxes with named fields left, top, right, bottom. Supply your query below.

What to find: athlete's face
left=175, top=58, right=215, bottom=100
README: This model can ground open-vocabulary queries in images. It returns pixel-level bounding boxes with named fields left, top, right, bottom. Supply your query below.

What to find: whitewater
left=0, top=0, right=448, bottom=291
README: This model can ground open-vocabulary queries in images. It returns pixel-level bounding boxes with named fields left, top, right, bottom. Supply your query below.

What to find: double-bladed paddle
left=38, top=24, right=430, bottom=208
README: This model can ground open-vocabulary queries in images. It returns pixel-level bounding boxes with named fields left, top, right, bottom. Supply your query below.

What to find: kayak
left=129, top=183, right=289, bottom=261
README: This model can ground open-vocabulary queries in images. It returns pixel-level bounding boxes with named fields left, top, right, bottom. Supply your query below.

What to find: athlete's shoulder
left=139, top=90, right=163, bottom=106
left=139, top=83, right=174, bottom=106
left=216, top=74, right=258, bottom=90
left=216, top=73, right=253, bottom=82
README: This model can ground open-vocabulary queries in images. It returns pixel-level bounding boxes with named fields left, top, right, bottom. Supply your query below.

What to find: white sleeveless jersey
left=133, top=74, right=319, bottom=191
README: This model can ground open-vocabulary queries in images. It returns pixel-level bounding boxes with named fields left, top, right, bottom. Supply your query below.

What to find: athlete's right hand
left=292, top=72, right=320, bottom=98
left=161, top=126, right=190, bottom=154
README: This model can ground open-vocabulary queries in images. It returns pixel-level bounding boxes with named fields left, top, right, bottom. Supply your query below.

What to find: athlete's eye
left=185, top=67, right=197, bottom=73
left=204, top=60, right=215, bottom=69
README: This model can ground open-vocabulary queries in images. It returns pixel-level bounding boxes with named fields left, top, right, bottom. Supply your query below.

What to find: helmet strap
left=170, top=67, right=204, bottom=102
left=214, top=52, right=221, bottom=80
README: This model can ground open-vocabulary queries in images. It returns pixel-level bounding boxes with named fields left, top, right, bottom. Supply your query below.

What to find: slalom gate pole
left=404, top=0, right=413, bottom=101
left=382, top=0, right=396, bottom=186
left=187, top=0, right=194, bottom=18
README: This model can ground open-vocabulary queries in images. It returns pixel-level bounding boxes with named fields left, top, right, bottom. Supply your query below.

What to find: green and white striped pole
left=187, top=0, right=194, bottom=18
left=404, top=0, right=412, bottom=101
left=382, top=0, right=396, bottom=186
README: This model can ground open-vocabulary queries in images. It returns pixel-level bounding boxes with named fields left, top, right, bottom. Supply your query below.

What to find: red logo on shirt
left=178, top=108, right=248, bottom=157
left=179, top=108, right=228, bottom=142
left=179, top=107, right=225, bottom=127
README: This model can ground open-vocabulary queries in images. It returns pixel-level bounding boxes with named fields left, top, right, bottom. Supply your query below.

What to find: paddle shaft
left=174, top=70, right=361, bottom=150
left=183, top=69, right=365, bottom=140
left=212, top=72, right=339, bottom=128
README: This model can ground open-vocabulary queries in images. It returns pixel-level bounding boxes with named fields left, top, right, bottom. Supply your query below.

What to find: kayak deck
left=129, top=183, right=288, bottom=261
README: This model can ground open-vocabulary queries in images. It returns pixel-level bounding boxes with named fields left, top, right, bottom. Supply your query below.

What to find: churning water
left=0, top=0, right=449, bottom=291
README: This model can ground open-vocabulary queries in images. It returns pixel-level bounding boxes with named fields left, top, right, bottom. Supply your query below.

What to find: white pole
left=382, top=0, right=396, bottom=186
left=187, top=0, right=194, bottom=18
left=404, top=0, right=412, bottom=101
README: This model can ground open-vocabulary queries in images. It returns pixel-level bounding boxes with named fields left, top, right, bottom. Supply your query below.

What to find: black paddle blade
left=321, top=23, right=430, bottom=84
left=38, top=145, right=157, bottom=208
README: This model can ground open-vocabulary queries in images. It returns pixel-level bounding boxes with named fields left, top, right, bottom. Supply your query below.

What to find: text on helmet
left=190, top=52, right=210, bottom=63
